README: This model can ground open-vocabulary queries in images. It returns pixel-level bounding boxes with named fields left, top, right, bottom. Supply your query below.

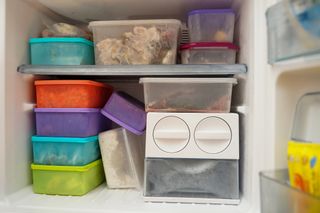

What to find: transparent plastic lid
left=139, top=78, right=237, bottom=84
left=89, top=19, right=181, bottom=28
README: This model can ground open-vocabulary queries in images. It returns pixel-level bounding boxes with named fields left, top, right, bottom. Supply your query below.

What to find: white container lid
left=139, top=78, right=237, bottom=84
left=89, top=19, right=181, bottom=29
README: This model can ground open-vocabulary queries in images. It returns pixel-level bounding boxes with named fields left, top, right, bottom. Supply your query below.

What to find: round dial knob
left=194, top=117, right=231, bottom=154
left=153, top=116, right=190, bottom=153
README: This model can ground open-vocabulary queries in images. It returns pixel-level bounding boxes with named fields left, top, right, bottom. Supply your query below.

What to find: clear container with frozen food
left=31, top=159, right=105, bottom=196
left=88, top=19, right=181, bottom=65
left=139, top=78, right=237, bottom=112
left=180, top=42, right=239, bottom=64
left=188, top=9, right=235, bottom=42
left=99, top=128, right=145, bottom=189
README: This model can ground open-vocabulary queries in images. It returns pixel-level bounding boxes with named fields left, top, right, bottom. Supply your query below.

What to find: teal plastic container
left=32, top=135, right=100, bottom=166
left=29, top=37, right=94, bottom=65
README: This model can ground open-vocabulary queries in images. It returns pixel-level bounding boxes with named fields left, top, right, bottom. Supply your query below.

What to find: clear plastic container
left=101, top=92, right=146, bottom=135
left=292, top=92, right=320, bottom=143
left=35, top=108, right=111, bottom=137
left=31, top=159, right=105, bottom=196
left=144, top=158, right=239, bottom=201
left=180, top=42, right=239, bottom=64
left=29, top=37, right=94, bottom=65
left=266, top=2, right=320, bottom=63
left=139, top=78, right=237, bottom=112
left=32, top=135, right=100, bottom=166
left=35, top=80, right=113, bottom=108
left=88, top=19, right=181, bottom=65
left=99, top=128, right=145, bottom=189
left=260, top=169, right=320, bottom=213
left=188, top=9, right=235, bottom=42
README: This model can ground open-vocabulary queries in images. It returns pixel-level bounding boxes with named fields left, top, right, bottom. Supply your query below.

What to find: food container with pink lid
left=188, top=9, right=235, bottom=42
left=35, top=108, right=112, bottom=137
left=181, top=42, right=239, bottom=64
left=101, top=92, right=146, bottom=135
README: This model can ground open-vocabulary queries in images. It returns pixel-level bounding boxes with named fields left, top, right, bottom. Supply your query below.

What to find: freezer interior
left=0, top=0, right=262, bottom=212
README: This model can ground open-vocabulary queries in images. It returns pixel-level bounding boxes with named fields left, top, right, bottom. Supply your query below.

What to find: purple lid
left=34, top=108, right=100, bottom=113
left=188, top=9, right=234, bottom=16
left=180, top=42, right=239, bottom=50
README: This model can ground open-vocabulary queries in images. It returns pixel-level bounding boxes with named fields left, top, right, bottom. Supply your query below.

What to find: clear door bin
left=188, top=9, right=235, bottom=42
left=99, top=128, right=145, bottom=189
left=31, top=159, right=105, bottom=196
left=292, top=92, right=320, bottom=143
left=180, top=42, right=239, bottom=64
left=140, top=78, right=237, bottom=112
left=144, top=158, right=239, bottom=203
left=260, top=169, right=320, bottom=213
left=88, top=20, right=181, bottom=65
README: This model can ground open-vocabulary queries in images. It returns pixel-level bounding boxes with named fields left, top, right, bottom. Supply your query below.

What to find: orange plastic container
left=35, top=80, right=113, bottom=108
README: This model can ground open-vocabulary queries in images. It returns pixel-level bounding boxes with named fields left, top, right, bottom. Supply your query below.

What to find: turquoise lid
left=29, top=37, right=93, bottom=47
left=31, top=135, right=98, bottom=143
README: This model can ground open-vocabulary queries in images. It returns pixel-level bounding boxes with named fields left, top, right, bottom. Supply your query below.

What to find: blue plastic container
left=29, top=37, right=94, bottom=65
left=32, top=135, right=100, bottom=166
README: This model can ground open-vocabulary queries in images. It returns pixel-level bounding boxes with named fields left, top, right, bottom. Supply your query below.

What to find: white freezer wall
left=0, top=0, right=283, bottom=213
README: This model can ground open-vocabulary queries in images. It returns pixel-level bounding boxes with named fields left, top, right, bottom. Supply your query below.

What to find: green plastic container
left=31, top=159, right=105, bottom=196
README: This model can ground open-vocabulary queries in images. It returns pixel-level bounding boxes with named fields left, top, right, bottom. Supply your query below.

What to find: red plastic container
left=35, top=80, right=113, bottom=108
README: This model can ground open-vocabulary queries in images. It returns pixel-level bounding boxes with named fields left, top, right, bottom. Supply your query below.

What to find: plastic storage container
left=29, top=37, right=94, bottom=65
left=35, top=80, right=113, bottom=108
left=260, top=169, right=320, bottom=213
left=140, top=78, right=237, bottom=112
left=32, top=135, right=100, bottom=166
left=31, top=159, right=105, bottom=196
left=88, top=19, right=181, bottom=65
left=180, top=42, right=238, bottom=64
left=188, top=9, right=235, bottom=42
left=266, top=2, right=320, bottom=63
left=35, top=108, right=111, bottom=137
left=291, top=92, right=320, bottom=143
left=99, top=128, right=145, bottom=189
left=101, top=92, right=146, bottom=135
left=144, top=158, right=239, bottom=202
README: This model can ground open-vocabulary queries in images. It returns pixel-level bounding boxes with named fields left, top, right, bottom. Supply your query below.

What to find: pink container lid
left=180, top=42, right=239, bottom=51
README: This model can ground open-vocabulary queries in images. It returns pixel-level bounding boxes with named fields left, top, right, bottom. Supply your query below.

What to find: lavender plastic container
left=101, top=92, right=146, bottom=135
left=35, top=108, right=112, bottom=137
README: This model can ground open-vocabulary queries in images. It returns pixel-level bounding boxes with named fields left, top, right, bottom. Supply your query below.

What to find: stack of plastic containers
left=181, top=9, right=239, bottom=64
left=140, top=78, right=240, bottom=204
left=31, top=80, right=113, bottom=196
left=98, top=91, right=146, bottom=189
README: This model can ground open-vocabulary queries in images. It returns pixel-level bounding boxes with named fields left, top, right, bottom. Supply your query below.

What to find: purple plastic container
left=101, top=92, right=146, bottom=135
left=35, top=108, right=111, bottom=137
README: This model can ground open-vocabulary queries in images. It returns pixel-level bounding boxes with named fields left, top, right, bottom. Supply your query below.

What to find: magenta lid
left=34, top=108, right=100, bottom=113
left=180, top=42, right=239, bottom=51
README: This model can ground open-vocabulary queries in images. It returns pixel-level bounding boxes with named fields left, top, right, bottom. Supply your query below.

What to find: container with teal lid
left=29, top=37, right=94, bottom=65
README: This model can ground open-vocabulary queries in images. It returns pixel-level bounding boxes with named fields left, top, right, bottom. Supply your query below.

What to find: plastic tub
left=29, top=37, right=94, bottom=65
left=35, top=80, right=113, bottom=108
left=32, top=135, right=100, bottom=166
left=188, top=9, right=235, bottom=42
left=35, top=108, right=111, bottom=137
left=101, top=92, right=146, bottom=135
left=140, top=78, right=237, bottom=112
left=99, top=128, right=145, bottom=189
left=180, top=42, right=239, bottom=64
left=88, top=19, right=181, bottom=65
left=31, top=159, right=105, bottom=196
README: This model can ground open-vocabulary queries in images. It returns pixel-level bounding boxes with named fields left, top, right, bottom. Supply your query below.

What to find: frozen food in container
left=188, top=9, right=235, bottom=42
left=180, top=42, right=239, bottom=64
left=31, top=159, right=105, bottom=196
left=29, top=37, right=94, bottom=65
left=32, top=135, right=100, bottom=166
left=35, top=80, right=113, bottom=108
left=99, top=128, right=145, bottom=189
left=35, top=108, right=111, bottom=137
left=88, top=19, right=181, bottom=65
left=139, top=78, right=237, bottom=112
left=100, top=91, right=146, bottom=135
